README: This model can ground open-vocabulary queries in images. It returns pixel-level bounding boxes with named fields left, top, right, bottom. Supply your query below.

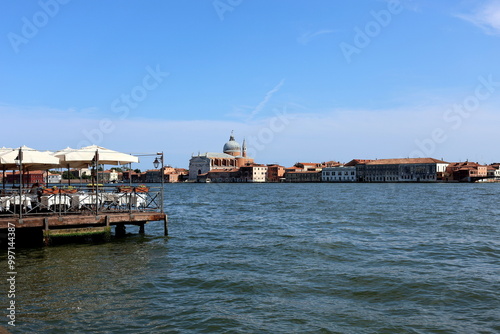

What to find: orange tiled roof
left=366, top=158, right=448, bottom=165
left=345, top=159, right=375, bottom=166
left=296, top=162, right=321, bottom=166
left=286, top=170, right=321, bottom=174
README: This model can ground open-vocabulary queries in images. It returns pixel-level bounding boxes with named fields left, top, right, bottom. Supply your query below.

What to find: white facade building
left=322, top=166, right=356, bottom=182
left=188, top=132, right=254, bottom=181
left=188, top=152, right=237, bottom=180
left=47, top=173, right=62, bottom=184
left=240, top=164, right=268, bottom=182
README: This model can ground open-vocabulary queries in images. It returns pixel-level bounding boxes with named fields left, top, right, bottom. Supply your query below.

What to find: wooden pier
left=0, top=211, right=168, bottom=245
left=0, top=183, right=168, bottom=245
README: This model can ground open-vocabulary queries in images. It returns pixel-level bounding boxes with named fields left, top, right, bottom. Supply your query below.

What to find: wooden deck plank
left=0, top=212, right=166, bottom=229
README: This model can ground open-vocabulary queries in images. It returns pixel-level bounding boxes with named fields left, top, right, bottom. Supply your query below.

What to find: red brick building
left=266, top=164, right=285, bottom=182
left=444, top=162, right=488, bottom=182
left=5, top=171, right=45, bottom=186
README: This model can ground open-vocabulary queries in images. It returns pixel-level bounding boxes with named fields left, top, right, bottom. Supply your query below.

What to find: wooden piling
left=115, top=223, right=126, bottom=237
left=164, top=216, right=168, bottom=236
left=43, top=218, right=50, bottom=246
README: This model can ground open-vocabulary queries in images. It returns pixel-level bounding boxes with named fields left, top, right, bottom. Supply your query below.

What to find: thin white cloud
left=246, top=79, right=285, bottom=121
left=297, top=29, right=336, bottom=45
left=456, top=0, right=500, bottom=35
left=2, top=101, right=500, bottom=168
left=228, top=79, right=285, bottom=121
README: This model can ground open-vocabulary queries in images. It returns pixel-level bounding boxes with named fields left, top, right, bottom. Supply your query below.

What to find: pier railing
left=0, top=185, right=163, bottom=218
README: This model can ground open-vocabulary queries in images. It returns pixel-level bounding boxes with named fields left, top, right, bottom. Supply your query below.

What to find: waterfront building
left=6, top=171, right=45, bottom=186
left=444, top=161, right=488, bottom=182
left=145, top=169, right=163, bottom=183
left=164, top=168, right=188, bottom=183
left=47, top=172, right=62, bottom=184
left=285, top=171, right=322, bottom=182
left=146, top=167, right=187, bottom=183
left=357, top=158, right=448, bottom=182
left=294, top=162, right=324, bottom=171
left=188, top=132, right=254, bottom=181
left=284, top=166, right=303, bottom=173
left=489, top=163, right=500, bottom=180
left=122, top=170, right=144, bottom=183
left=240, top=164, right=268, bottom=182
left=322, top=166, right=356, bottom=182
left=98, top=169, right=119, bottom=183
left=267, top=164, right=285, bottom=182
left=202, top=168, right=241, bottom=183
left=344, top=159, right=375, bottom=182
left=322, top=161, right=342, bottom=168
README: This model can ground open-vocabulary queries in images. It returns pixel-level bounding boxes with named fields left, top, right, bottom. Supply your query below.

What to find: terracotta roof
left=322, top=160, right=341, bottom=166
left=6, top=170, right=44, bottom=175
left=366, top=158, right=448, bottom=165
left=286, top=171, right=321, bottom=174
left=447, top=161, right=485, bottom=168
left=345, top=159, right=375, bottom=166
left=296, top=162, right=321, bottom=166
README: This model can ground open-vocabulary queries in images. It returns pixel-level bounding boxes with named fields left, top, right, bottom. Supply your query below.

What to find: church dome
left=223, top=133, right=241, bottom=155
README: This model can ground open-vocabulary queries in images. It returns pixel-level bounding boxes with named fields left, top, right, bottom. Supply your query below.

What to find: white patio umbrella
left=56, top=145, right=139, bottom=166
left=53, top=147, right=91, bottom=169
left=0, top=146, right=60, bottom=170
left=54, top=145, right=139, bottom=187
left=0, top=146, right=61, bottom=190
left=0, top=148, right=14, bottom=190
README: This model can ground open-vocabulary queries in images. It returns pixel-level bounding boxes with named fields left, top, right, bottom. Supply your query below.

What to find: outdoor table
left=0, top=196, right=11, bottom=211
left=111, top=193, right=147, bottom=209
left=11, top=194, right=33, bottom=210
left=70, top=193, right=99, bottom=209
left=40, top=194, right=71, bottom=210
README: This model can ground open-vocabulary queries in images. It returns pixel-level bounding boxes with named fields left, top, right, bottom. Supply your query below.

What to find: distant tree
left=111, top=167, right=123, bottom=172
left=62, top=171, right=76, bottom=179
left=134, top=169, right=141, bottom=173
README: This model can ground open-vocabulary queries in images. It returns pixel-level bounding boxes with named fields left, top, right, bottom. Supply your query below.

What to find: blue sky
left=1, top=0, right=500, bottom=168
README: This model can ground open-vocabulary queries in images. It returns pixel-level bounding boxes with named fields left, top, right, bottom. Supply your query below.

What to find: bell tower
left=242, top=139, right=247, bottom=157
